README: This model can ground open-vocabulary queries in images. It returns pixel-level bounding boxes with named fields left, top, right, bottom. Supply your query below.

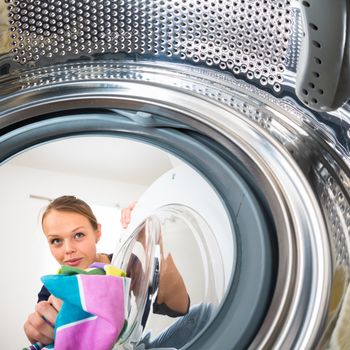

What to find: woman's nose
left=64, top=240, right=76, bottom=254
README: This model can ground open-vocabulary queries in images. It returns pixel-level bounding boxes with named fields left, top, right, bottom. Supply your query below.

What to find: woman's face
left=42, top=209, right=101, bottom=269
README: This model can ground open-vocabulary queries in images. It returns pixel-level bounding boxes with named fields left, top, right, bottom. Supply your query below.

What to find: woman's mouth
left=64, top=258, right=83, bottom=266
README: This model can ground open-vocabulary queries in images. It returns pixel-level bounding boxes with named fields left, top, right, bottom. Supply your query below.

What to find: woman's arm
left=155, top=253, right=190, bottom=315
left=121, top=202, right=190, bottom=316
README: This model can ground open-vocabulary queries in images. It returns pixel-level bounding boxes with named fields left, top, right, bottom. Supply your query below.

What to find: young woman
left=23, top=195, right=132, bottom=345
left=23, top=196, right=189, bottom=346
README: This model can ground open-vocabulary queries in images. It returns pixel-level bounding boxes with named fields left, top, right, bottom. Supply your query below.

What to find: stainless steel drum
left=1, top=1, right=350, bottom=349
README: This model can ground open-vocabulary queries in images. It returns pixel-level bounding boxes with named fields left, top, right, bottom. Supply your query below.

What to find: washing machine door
left=1, top=1, right=350, bottom=349
left=111, top=163, right=272, bottom=349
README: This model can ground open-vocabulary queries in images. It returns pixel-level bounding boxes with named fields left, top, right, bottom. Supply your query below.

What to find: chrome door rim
left=0, top=61, right=331, bottom=349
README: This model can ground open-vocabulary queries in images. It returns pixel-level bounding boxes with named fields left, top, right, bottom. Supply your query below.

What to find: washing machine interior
left=1, top=1, right=350, bottom=349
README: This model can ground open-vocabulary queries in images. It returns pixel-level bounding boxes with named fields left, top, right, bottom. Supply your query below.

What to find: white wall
left=0, top=163, right=148, bottom=348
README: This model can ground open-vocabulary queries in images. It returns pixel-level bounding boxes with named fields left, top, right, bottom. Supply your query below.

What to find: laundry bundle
left=24, top=263, right=130, bottom=350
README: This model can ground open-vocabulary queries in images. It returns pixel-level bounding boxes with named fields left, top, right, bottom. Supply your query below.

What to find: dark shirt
left=37, top=284, right=51, bottom=303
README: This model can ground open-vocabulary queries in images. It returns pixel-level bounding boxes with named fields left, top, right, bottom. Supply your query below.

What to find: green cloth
left=57, top=265, right=106, bottom=276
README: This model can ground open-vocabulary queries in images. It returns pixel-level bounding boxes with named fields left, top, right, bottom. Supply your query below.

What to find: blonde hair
left=42, top=195, right=98, bottom=230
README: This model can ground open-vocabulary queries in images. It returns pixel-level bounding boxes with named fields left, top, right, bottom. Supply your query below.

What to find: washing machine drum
left=1, top=0, right=350, bottom=349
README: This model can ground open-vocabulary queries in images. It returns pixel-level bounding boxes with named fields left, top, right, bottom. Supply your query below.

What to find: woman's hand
left=24, top=295, right=62, bottom=345
left=120, top=201, right=136, bottom=229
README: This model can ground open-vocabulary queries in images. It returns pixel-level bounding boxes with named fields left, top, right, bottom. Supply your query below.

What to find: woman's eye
left=50, top=238, right=61, bottom=245
left=74, top=232, right=85, bottom=239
